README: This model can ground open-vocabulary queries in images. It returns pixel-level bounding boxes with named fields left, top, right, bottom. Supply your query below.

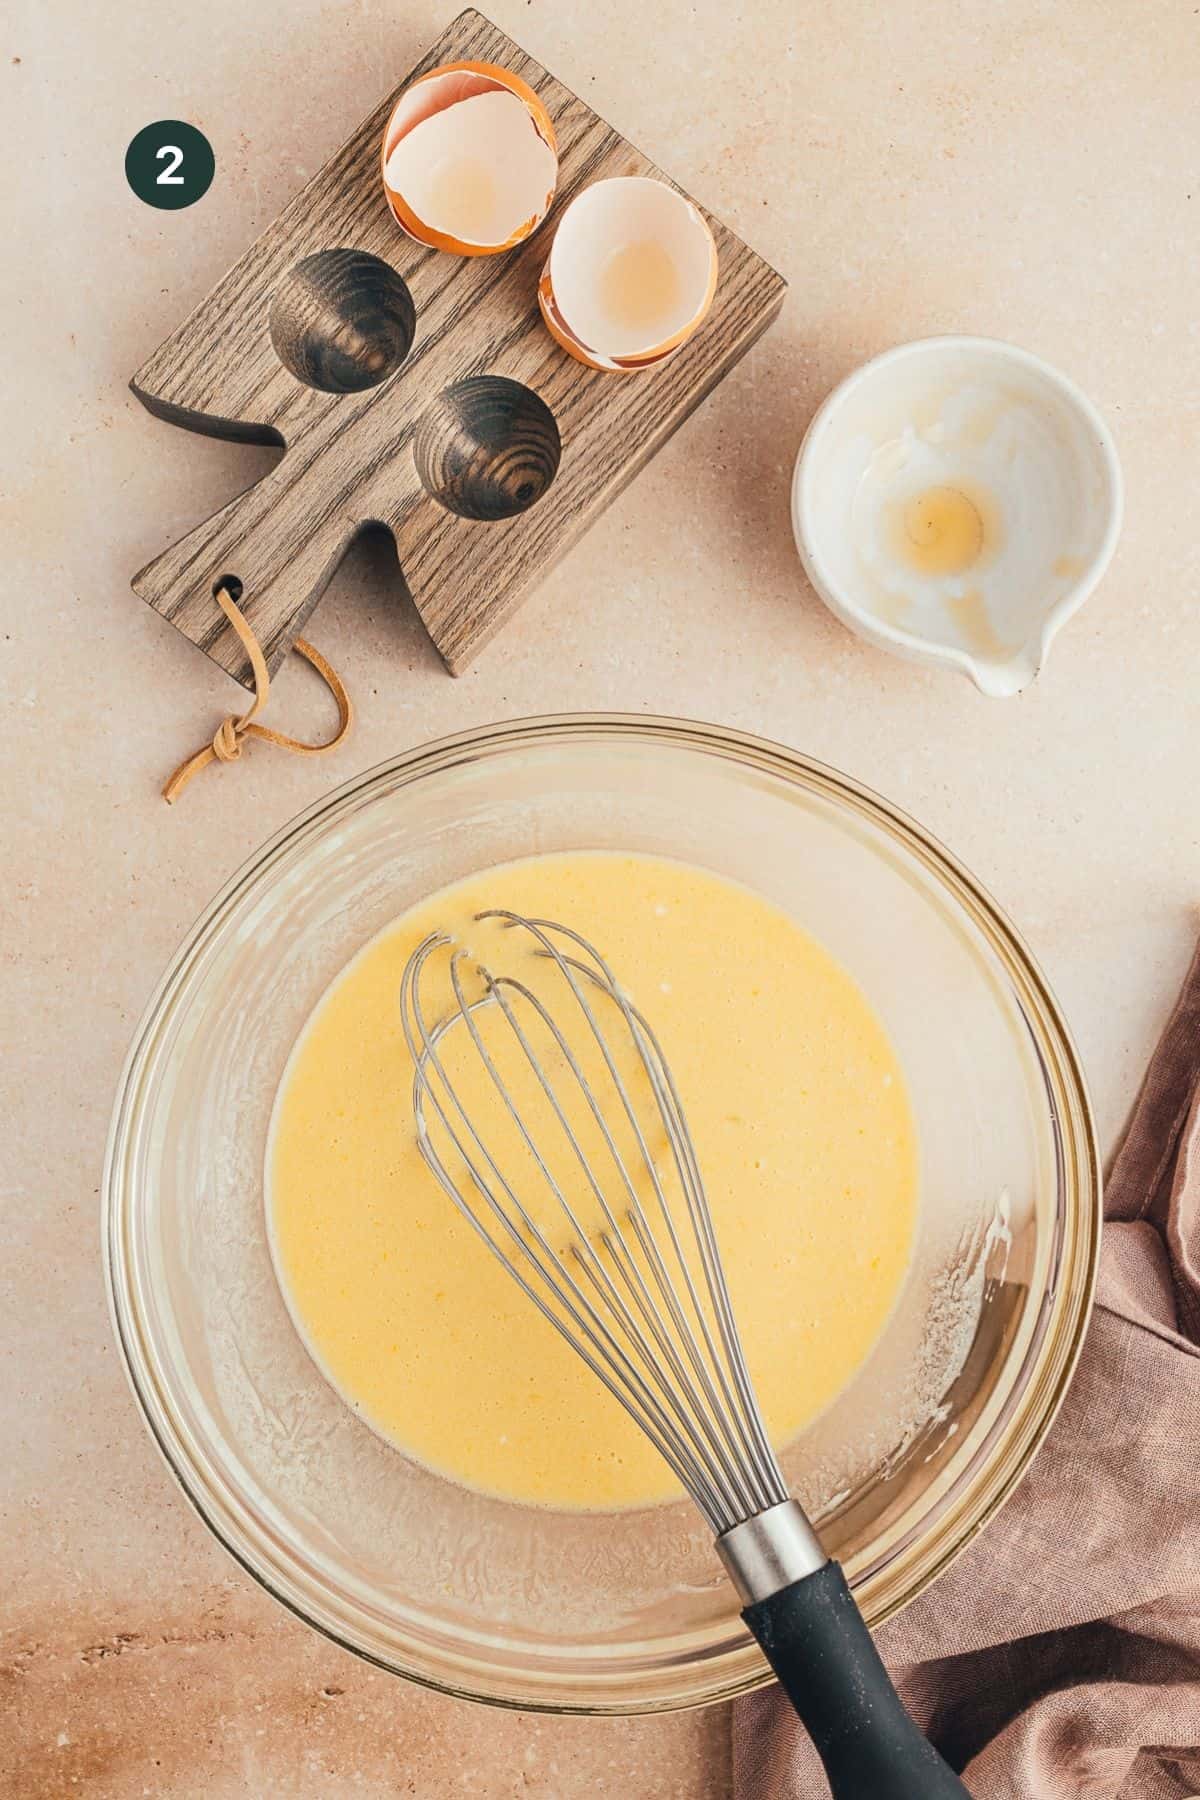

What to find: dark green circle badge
left=125, top=121, right=215, bottom=210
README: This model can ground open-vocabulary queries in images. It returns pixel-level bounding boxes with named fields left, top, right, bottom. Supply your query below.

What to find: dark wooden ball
left=269, top=249, right=416, bottom=394
left=414, top=377, right=562, bottom=522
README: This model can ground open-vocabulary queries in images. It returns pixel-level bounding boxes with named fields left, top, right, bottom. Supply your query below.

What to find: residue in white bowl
left=848, top=385, right=1082, bottom=682
left=794, top=337, right=1124, bottom=697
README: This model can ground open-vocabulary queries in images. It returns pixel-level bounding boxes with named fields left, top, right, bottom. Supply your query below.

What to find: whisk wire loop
left=492, top=915, right=784, bottom=1510
left=489, top=921, right=788, bottom=1526
left=480, top=966, right=760, bottom=1524
left=400, top=942, right=722, bottom=1510
left=450, top=957, right=742, bottom=1516
left=400, top=911, right=789, bottom=1534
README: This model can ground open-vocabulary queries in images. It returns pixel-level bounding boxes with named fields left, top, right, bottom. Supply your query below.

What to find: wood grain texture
left=130, top=8, right=787, bottom=689
left=267, top=249, right=416, bottom=394
left=414, top=375, right=562, bottom=521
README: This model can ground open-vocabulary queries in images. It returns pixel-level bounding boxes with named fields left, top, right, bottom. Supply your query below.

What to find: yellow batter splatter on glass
left=269, top=852, right=917, bottom=1511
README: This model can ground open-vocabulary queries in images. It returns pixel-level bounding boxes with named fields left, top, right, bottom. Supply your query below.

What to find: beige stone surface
left=3, top=0, right=1198, bottom=1793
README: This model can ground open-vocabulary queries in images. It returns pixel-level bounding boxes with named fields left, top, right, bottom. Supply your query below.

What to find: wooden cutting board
left=131, top=8, right=787, bottom=690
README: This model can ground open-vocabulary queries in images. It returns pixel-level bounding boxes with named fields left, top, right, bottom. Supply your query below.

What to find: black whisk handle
left=744, top=1561, right=970, bottom=1798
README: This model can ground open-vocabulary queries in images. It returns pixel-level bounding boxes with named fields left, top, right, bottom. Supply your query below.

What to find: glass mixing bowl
left=104, top=715, right=1099, bottom=1713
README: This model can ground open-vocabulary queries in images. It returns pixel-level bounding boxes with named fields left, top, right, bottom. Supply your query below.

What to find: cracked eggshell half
left=539, top=177, right=718, bottom=372
left=381, top=62, right=558, bottom=256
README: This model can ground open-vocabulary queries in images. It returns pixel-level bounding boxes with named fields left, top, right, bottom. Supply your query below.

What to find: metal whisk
left=400, top=910, right=968, bottom=1800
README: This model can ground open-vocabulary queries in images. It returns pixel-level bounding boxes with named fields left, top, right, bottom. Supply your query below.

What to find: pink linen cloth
left=734, top=942, right=1200, bottom=1799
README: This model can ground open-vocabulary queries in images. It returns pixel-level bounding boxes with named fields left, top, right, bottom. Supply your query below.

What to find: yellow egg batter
left=269, top=852, right=917, bottom=1511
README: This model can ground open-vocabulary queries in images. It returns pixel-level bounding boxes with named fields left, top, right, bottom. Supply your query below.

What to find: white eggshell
left=384, top=87, right=557, bottom=250
left=546, top=177, right=717, bottom=363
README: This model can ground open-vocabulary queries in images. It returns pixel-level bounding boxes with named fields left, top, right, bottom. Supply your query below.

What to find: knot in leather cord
left=211, top=716, right=243, bottom=764
left=162, top=582, right=353, bottom=804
